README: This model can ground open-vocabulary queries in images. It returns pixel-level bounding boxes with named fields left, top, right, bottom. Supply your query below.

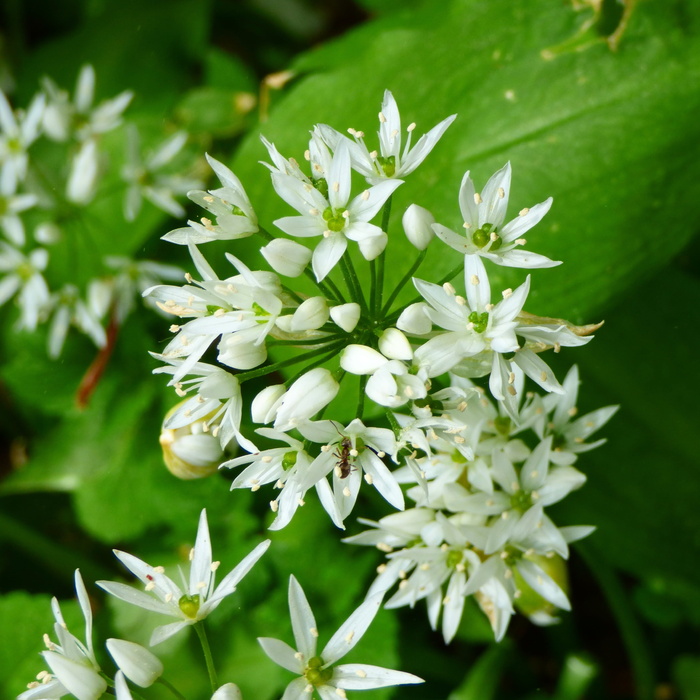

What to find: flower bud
left=290, top=296, right=329, bottom=331
left=107, top=639, right=164, bottom=688
left=218, top=332, right=267, bottom=370
left=340, top=344, right=387, bottom=375
left=212, top=683, right=244, bottom=700
left=378, top=328, right=413, bottom=360
left=160, top=402, right=224, bottom=480
left=251, top=384, right=286, bottom=423
left=330, top=302, right=361, bottom=332
left=274, top=368, right=339, bottom=431
left=402, top=204, right=435, bottom=250
left=261, top=238, right=312, bottom=277
left=397, top=302, right=431, bottom=335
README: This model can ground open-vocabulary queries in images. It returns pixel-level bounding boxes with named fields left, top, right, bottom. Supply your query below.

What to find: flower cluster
left=148, top=89, right=615, bottom=641
left=0, top=65, right=207, bottom=359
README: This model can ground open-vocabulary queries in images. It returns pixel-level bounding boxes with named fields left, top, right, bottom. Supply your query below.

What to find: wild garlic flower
left=0, top=89, right=45, bottom=191
left=19, top=570, right=106, bottom=700
left=41, top=64, right=133, bottom=143
left=272, top=140, right=401, bottom=280
left=432, top=162, right=559, bottom=269
left=317, top=89, right=456, bottom=184
left=0, top=243, right=50, bottom=331
left=258, top=576, right=423, bottom=699
left=0, top=177, right=37, bottom=246
left=98, top=509, right=270, bottom=645
left=122, top=126, right=202, bottom=221
left=46, top=284, right=106, bottom=359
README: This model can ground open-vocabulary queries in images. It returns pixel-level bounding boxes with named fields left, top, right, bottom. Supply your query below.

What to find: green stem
left=286, top=347, right=345, bottom=386
left=381, top=249, right=427, bottom=316
left=385, top=408, right=402, bottom=437
left=369, top=259, right=378, bottom=319
left=235, top=342, right=345, bottom=383
left=194, top=622, right=219, bottom=693
left=255, top=227, right=275, bottom=242
left=157, top=677, right=188, bottom=700
left=578, top=545, right=654, bottom=700
left=323, top=274, right=346, bottom=304
left=339, top=252, right=368, bottom=313
left=268, top=333, right=345, bottom=347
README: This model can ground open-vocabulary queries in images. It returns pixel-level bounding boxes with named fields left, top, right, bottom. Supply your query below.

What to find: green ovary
left=509, top=490, right=533, bottom=512
left=472, top=223, right=502, bottom=250
left=468, top=311, right=489, bottom=333
left=322, top=206, right=347, bottom=232
left=305, top=656, right=333, bottom=685
left=282, top=451, right=297, bottom=471
left=376, top=155, right=396, bottom=177
left=178, top=593, right=201, bottom=618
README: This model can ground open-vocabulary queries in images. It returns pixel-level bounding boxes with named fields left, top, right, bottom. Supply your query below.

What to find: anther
left=497, top=187, right=505, bottom=198
left=474, top=193, right=483, bottom=204
left=518, top=207, right=529, bottom=216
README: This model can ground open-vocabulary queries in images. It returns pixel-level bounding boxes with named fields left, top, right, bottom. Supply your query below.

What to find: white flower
left=329, top=302, right=361, bottom=332
left=42, top=64, right=132, bottom=142
left=97, top=509, right=270, bottom=646
left=317, top=89, right=456, bottom=184
left=122, top=126, right=202, bottom=221
left=0, top=243, right=50, bottom=331
left=162, top=154, right=258, bottom=244
left=19, top=571, right=106, bottom=700
left=211, top=683, right=244, bottom=700
left=0, top=177, right=37, bottom=245
left=258, top=576, right=423, bottom=698
left=413, top=256, right=529, bottom=378
left=46, top=284, right=106, bottom=359
left=106, top=639, right=163, bottom=688
left=432, top=162, right=559, bottom=268
left=272, top=140, right=401, bottom=280
left=114, top=671, right=134, bottom=700
left=0, top=90, right=44, bottom=190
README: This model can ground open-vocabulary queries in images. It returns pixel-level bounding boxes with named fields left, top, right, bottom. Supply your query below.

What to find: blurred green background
left=1, top=0, right=700, bottom=698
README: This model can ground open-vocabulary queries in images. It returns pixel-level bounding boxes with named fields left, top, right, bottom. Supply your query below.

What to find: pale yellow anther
left=361, top=190, right=370, bottom=200
left=398, top=579, right=408, bottom=589
left=336, top=689, right=347, bottom=698
left=463, top=221, right=472, bottom=229
left=212, top=425, right=221, bottom=437
left=251, top=483, right=260, bottom=492
left=369, top=150, right=378, bottom=159
left=343, top=487, right=351, bottom=497
left=379, top=111, right=387, bottom=123
left=485, top=302, right=495, bottom=311
left=474, top=193, right=483, bottom=205
left=518, top=207, right=530, bottom=217
left=323, top=230, right=331, bottom=238
left=554, top=342, right=562, bottom=353
left=458, top=401, right=468, bottom=412
left=443, top=281, right=456, bottom=294
left=454, top=435, right=465, bottom=444
left=377, top=542, right=393, bottom=553
left=274, top=479, right=284, bottom=489
left=211, top=561, right=221, bottom=572
left=443, top=595, right=451, bottom=604
left=470, top=274, right=480, bottom=286
left=321, top=445, right=330, bottom=452
left=497, top=187, right=505, bottom=198
left=175, top=384, right=186, bottom=397
left=165, top=592, right=174, bottom=603
left=270, top=500, right=279, bottom=512
left=332, top=181, right=340, bottom=192
left=185, top=272, right=194, bottom=283
left=376, top=450, right=385, bottom=458
left=304, top=149, right=311, bottom=161
left=540, top=371, right=548, bottom=382
left=364, top=473, right=374, bottom=485
left=355, top=669, right=368, bottom=678
left=145, top=581, right=155, bottom=591
left=262, top=455, right=273, bottom=463
left=455, top=295, right=466, bottom=305
left=311, top=627, right=319, bottom=638
left=504, top=569, right=513, bottom=579
left=377, top=563, right=387, bottom=574
left=508, top=372, right=516, bottom=385
left=298, top=498, right=305, bottom=507
left=309, top=208, right=319, bottom=216
left=391, top=129, right=399, bottom=138
left=516, top=238, right=527, bottom=245
left=574, top=436, right=585, bottom=444
left=169, top=324, right=180, bottom=332
left=196, top=580, right=207, bottom=590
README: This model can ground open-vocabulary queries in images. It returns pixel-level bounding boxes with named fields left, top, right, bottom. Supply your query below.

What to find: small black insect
left=333, top=435, right=354, bottom=479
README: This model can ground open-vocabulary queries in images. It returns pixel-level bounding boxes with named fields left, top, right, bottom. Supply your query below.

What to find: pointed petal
left=334, top=663, right=424, bottom=689
left=257, top=637, right=303, bottom=673
left=288, top=576, right=318, bottom=659
left=321, top=594, right=382, bottom=664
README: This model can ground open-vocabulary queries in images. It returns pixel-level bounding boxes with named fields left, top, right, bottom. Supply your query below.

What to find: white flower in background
left=163, top=154, right=258, bottom=244
left=0, top=242, right=50, bottom=331
left=272, top=140, right=401, bottom=280
left=66, top=138, right=99, bottom=205
left=0, top=177, right=37, bottom=246
left=105, top=255, right=184, bottom=323
left=19, top=570, right=106, bottom=700
left=432, top=162, right=559, bottom=268
left=0, top=89, right=45, bottom=191
left=258, top=576, right=423, bottom=698
left=42, top=64, right=133, bottom=142
left=122, top=126, right=202, bottom=221
left=46, top=284, right=106, bottom=359
left=212, top=683, right=244, bottom=700
left=106, top=639, right=163, bottom=688
left=97, top=509, right=270, bottom=646
left=317, top=89, right=456, bottom=184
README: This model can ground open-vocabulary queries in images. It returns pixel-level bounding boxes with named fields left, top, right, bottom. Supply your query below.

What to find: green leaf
left=674, top=655, right=700, bottom=700
left=447, top=643, right=512, bottom=700
left=230, top=0, right=700, bottom=322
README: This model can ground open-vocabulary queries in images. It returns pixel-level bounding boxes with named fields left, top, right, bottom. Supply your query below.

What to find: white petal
left=517, top=559, right=571, bottom=610
left=334, top=664, right=424, bottom=689
left=257, top=637, right=303, bottom=674
left=288, top=575, right=318, bottom=659
left=321, top=594, right=382, bottom=664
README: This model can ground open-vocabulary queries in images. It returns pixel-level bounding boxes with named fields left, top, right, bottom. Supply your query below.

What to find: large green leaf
left=228, top=0, right=700, bottom=322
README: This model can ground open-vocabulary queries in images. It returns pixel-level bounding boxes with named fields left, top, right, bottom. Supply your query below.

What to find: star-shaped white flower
left=317, top=90, right=456, bottom=185
left=97, top=509, right=270, bottom=645
left=272, top=140, right=401, bottom=280
left=259, top=576, right=423, bottom=699
left=433, top=162, right=560, bottom=268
